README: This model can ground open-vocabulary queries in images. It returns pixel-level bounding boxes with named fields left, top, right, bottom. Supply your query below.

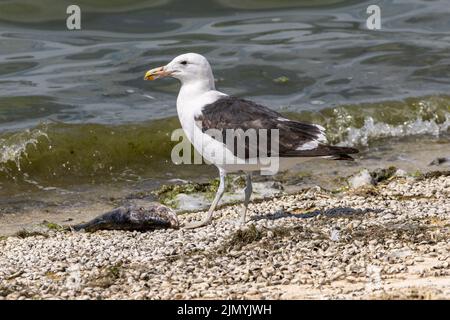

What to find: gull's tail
left=282, top=145, right=359, bottom=160
left=326, top=146, right=359, bottom=161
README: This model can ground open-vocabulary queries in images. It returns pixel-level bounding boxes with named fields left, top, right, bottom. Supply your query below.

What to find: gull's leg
left=239, top=173, right=253, bottom=225
left=184, top=169, right=226, bottom=229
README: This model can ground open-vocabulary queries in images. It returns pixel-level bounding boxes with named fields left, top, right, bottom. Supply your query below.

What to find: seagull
left=144, top=53, right=358, bottom=229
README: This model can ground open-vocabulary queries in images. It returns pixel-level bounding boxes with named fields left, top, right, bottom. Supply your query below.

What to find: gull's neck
left=177, top=78, right=215, bottom=105
left=176, top=77, right=225, bottom=140
left=176, top=77, right=219, bottom=121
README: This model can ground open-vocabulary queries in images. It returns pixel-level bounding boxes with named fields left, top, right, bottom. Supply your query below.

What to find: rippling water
left=0, top=0, right=449, bottom=212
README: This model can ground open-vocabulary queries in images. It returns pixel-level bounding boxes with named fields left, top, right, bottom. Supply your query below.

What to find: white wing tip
left=314, top=124, right=328, bottom=143
left=314, top=124, right=326, bottom=131
left=296, top=140, right=319, bottom=151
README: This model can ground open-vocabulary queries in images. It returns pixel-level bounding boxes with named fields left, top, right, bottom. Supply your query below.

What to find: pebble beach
left=0, top=173, right=449, bottom=300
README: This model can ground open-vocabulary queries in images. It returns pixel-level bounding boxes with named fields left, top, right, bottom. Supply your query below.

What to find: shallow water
left=0, top=0, right=449, bottom=221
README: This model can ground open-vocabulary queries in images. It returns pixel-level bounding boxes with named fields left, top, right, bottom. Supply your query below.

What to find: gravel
left=0, top=174, right=449, bottom=300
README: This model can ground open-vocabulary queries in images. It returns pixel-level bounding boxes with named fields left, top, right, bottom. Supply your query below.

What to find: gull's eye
left=180, top=61, right=187, bottom=65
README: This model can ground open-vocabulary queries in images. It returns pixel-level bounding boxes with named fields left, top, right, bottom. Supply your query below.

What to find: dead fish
left=72, top=202, right=179, bottom=232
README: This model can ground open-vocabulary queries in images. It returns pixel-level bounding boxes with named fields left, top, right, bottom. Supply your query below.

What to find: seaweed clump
left=14, top=230, right=48, bottom=239
left=153, top=176, right=237, bottom=207
left=369, top=166, right=398, bottom=184
left=417, top=170, right=450, bottom=180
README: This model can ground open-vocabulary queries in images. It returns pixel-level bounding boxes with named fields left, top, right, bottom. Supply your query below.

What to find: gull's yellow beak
left=144, top=66, right=172, bottom=80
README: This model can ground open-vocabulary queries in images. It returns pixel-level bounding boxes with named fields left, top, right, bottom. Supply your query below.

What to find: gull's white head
left=144, top=53, right=215, bottom=89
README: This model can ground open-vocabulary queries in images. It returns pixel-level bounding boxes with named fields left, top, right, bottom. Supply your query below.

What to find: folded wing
left=195, top=96, right=358, bottom=159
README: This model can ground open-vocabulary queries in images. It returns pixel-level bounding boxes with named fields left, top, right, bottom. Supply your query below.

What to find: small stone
left=349, top=169, right=374, bottom=189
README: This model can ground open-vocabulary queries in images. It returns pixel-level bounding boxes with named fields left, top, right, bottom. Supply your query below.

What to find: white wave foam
left=340, top=113, right=450, bottom=146
left=0, top=128, right=48, bottom=171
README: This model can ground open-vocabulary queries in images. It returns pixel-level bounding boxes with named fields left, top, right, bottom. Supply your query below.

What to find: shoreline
left=1, top=173, right=449, bottom=299
left=1, top=132, right=449, bottom=236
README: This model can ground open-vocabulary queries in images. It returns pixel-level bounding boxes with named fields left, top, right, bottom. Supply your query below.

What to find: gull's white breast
left=177, top=90, right=236, bottom=166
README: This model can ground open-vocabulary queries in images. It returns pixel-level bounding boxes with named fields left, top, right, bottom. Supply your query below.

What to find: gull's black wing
left=195, top=96, right=358, bottom=159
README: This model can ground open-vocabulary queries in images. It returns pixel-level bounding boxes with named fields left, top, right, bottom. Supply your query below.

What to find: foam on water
left=0, top=127, right=48, bottom=172
left=342, top=113, right=450, bottom=146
